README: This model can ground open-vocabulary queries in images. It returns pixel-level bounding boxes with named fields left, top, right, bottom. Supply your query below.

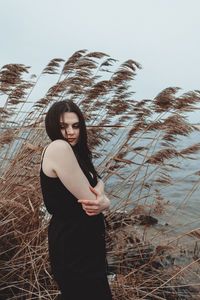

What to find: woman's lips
left=68, top=138, right=75, bottom=142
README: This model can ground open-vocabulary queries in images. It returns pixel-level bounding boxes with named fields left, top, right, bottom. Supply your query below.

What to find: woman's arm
left=47, top=140, right=110, bottom=216
left=48, top=140, right=97, bottom=201
left=78, top=186, right=110, bottom=216
left=94, top=179, right=104, bottom=194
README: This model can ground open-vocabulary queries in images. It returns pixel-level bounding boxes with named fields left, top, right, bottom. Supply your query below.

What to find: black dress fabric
left=40, top=146, right=112, bottom=299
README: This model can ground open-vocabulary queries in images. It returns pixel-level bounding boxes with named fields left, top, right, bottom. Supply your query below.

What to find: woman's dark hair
left=45, top=100, right=98, bottom=179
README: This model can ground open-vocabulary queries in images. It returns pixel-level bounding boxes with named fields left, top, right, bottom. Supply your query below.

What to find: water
left=95, top=128, right=200, bottom=234
left=1, top=127, right=200, bottom=234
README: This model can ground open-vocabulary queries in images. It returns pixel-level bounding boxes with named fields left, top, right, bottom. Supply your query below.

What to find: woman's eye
left=73, top=124, right=80, bottom=129
left=60, top=123, right=79, bottom=129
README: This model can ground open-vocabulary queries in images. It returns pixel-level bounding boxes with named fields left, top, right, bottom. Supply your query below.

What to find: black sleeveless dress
left=40, top=147, right=112, bottom=300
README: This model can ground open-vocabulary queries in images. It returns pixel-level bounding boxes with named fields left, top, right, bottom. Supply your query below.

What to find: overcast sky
left=1, top=0, right=200, bottom=122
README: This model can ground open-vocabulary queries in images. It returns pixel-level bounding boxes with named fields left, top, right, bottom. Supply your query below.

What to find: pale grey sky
left=1, top=0, right=200, bottom=121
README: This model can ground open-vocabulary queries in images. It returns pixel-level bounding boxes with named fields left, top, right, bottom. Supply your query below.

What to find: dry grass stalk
left=1, top=50, right=200, bottom=299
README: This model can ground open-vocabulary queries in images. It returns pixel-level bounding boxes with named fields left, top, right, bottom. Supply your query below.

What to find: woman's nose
left=66, top=126, right=74, bottom=135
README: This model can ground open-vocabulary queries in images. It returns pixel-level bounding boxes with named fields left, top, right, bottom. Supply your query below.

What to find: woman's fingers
left=86, top=211, right=99, bottom=216
left=78, top=188, right=105, bottom=216
left=89, top=186, right=101, bottom=196
left=86, top=210, right=97, bottom=214
left=83, top=207, right=100, bottom=214
left=82, top=204, right=100, bottom=215
left=83, top=204, right=99, bottom=210
left=78, top=199, right=100, bottom=206
left=78, top=200, right=101, bottom=215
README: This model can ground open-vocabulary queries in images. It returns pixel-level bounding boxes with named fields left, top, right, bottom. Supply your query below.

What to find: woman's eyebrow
left=59, top=121, right=79, bottom=125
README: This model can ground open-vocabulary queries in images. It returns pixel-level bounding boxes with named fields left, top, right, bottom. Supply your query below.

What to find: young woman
left=40, top=100, right=112, bottom=300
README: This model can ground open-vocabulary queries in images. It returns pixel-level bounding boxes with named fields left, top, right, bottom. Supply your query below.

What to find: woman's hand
left=94, top=179, right=104, bottom=194
left=78, top=186, right=110, bottom=216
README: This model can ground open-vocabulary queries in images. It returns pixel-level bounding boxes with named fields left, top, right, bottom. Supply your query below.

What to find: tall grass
left=0, top=50, right=200, bottom=299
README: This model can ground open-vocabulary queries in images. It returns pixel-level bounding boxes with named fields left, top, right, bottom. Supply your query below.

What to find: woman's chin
left=69, top=141, right=77, bottom=147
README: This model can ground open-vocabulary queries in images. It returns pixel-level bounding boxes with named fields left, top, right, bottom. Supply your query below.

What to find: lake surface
left=96, top=128, right=200, bottom=235
left=1, top=127, right=200, bottom=236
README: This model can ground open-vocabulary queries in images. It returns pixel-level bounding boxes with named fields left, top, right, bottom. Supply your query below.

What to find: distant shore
left=193, top=124, right=200, bottom=129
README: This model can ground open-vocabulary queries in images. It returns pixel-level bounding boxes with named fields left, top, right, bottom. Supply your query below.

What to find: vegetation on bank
left=0, top=50, right=200, bottom=299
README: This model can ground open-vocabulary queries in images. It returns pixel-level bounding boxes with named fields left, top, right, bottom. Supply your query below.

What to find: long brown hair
left=45, top=100, right=99, bottom=180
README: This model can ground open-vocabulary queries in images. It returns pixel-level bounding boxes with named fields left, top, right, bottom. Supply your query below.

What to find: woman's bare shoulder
left=45, top=140, right=72, bottom=159
left=48, top=139, right=71, bottom=150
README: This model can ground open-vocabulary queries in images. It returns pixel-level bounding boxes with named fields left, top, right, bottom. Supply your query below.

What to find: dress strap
left=41, top=146, right=49, bottom=168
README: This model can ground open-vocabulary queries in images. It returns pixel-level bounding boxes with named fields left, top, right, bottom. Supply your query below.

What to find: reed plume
left=0, top=50, right=200, bottom=299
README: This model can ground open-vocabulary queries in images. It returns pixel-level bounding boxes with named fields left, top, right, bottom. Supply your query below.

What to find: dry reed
left=0, top=50, right=200, bottom=299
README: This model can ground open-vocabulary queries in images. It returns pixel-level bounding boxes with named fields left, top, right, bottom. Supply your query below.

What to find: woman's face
left=60, top=112, right=80, bottom=146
